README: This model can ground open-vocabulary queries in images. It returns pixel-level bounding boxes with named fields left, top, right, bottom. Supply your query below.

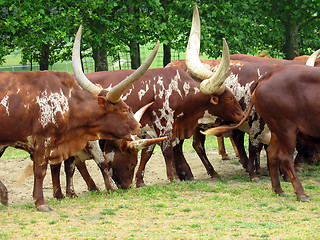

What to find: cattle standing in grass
left=0, top=25, right=159, bottom=211
left=169, top=3, right=320, bottom=181
left=85, top=47, right=244, bottom=187
left=205, top=64, right=320, bottom=201
left=56, top=42, right=244, bottom=190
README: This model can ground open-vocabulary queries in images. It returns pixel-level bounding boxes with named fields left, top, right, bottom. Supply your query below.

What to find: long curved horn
left=185, top=3, right=230, bottom=95
left=199, top=38, right=229, bottom=95
left=306, top=49, right=320, bottom=67
left=107, top=41, right=160, bottom=103
left=127, top=136, right=167, bottom=151
left=72, top=25, right=103, bottom=96
left=186, top=3, right=213, bottom=80
left=133, top=102, right=154, bottom=122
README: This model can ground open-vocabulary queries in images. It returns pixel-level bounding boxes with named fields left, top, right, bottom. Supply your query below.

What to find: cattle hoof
left=136, top=183, right=146, bottom=188
left=37, top=204, right=53, bottom=212
left=221, top=156, right=230, bottom=161
left=210, top=173, right=221, bottom=179
left=295, top=167, right=304, bottom=173
left=67, top=193, right=78, bottom=198
left=251, top=177, right=260, bottom=182
left=279, top=192, right=287, bottom=197
left=298, top=195, right=311, bottom=202
left=186, top=177, right=196, bottom=182
left=1, top=199, right=8, bottom=206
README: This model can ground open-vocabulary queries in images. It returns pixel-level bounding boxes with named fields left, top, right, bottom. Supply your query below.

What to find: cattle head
left=103, top=103, right=167, bottom=189
left=186, top=4, right=244, bottom=123
left=104, top=136, right=164, bottom=189
left=72, top=25, right=160, bottom=141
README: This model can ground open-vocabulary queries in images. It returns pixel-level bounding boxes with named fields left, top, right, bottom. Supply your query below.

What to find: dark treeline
left=0, top=0, right=319, bottom=70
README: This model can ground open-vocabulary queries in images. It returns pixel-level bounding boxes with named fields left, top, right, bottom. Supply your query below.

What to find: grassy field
left=0, top=136, right=319, bottom=239
left=0, top=164, right=319, bottom=239
left=1, top=47, right=319, bottom=239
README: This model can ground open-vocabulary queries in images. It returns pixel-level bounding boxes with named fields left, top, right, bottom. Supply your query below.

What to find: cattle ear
left=97, top=96, right=107, bottom=108
left=210, top=96, right=219, bottom=105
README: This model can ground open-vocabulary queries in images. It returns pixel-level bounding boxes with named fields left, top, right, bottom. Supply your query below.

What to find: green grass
left=0, top=147, right=30, bottom=159
left=0, top=173, right=319, bottom=239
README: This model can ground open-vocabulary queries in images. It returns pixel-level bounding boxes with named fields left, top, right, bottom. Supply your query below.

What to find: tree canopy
left=0, top=0, right=319, bottom=68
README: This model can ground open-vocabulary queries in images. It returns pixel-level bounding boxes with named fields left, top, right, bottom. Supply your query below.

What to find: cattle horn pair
left=186, top=3, right=229, bottom=96
left=72, top=25, right=160, bottom=103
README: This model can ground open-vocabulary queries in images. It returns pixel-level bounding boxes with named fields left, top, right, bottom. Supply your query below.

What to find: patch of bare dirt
left=0, top=147, right=267, bottom=207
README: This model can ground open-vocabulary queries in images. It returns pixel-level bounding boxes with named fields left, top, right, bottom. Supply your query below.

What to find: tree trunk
left=40, top=43, right=50, bottom=70
left=283, top=22, right=299, bottom=60
left=129, top=39, right=140, bottom=69
left=163, top=43, right=171, bottom=67
left=92, top=47, right=108, bottom=72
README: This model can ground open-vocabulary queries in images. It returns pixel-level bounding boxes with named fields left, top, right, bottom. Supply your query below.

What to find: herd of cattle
left=0, top=4, right=320, bottom=211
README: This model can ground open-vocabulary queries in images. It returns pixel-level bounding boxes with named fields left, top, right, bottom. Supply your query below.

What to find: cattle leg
left=294, top=138, right=318, bottom=172
left=89, top=140, right=116, bottom=191
left=266, top=135, right=284, bottom=196
left=217, top=136, right=230, bottom=160
left=246, top=140, right=264, bottom=181
left=192, top=128, right=219, bottom=178
left=97, top=161, right=117, bottom=192
left=73, top=158, right=99, bottom=192
left=161, top=146, right=179, bottom=183
left=173, top=140, right=194, bottom=181
left=278, top=151, right=309, bottom=201
left=64, top=157, right=79, bottom=197
left=231, top=130, right=249, bottom=168
left=50, top=163, right=65, bottom=200
left=0, top=148, right=8, bottom=205
left=136, top=145, right=155, bottom=187
left=33, top=154, right=52, bottom=211
left=0, top=180, right=8, bottom=206
left=229, top=136, right=240, bottom=161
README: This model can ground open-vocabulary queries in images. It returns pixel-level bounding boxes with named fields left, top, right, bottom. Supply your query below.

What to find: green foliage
left=1, top=0, right=319, bottom=68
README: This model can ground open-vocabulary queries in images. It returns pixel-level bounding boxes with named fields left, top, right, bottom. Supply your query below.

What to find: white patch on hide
left=177, top=112, right=184, bottom=118
left=106, top=151, right=115, bottom=163
left=44, top=137, right=52, bottom=148
left=172, top=137, right=180, bottom=147
left=152, top=71, right=184, bottom=150
left=225, top=73, right=254, bottom=112
left=138, top=84, right=149, bottom=101
left=183, top=82, right=190, bottom=96
left=0, top=94, right=10, bottom=115
left=36, top=89, right=69, bottom=128
left=139, top=124, right=158, bottom=139
left=197, top=110, right=218, bottom=125
left=122, top=88, right=133, bottom=101
left=194, top=87, right=200, bottom=94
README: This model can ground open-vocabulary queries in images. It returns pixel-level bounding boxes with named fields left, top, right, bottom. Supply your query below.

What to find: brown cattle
left=51, top=104, right=167, bottom=194
left=45, top=38, right=244, bottom=192
left=88, top=56, right=244, bottom=187
left=168, top=4, right=320, bottom=182
left=0, top=26, right=158, bottom=211
left=205, top=64, right=320, bottom=201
